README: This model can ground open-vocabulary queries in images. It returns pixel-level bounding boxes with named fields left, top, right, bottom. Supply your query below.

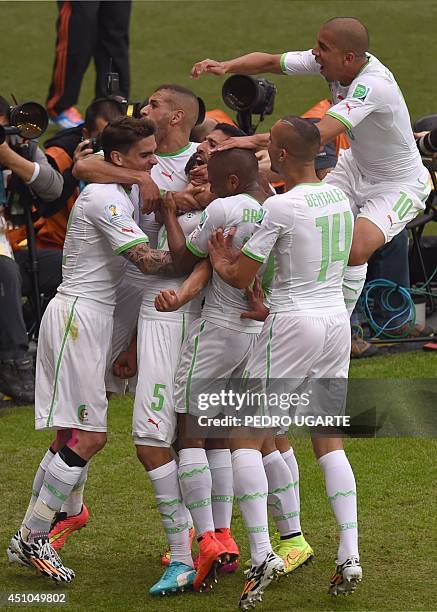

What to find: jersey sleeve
left=280, top=50, right=321, bottom=75
left=241, top=196, right=288, bottom=263
left=186, top=199, right=225, bottom=258
left=326, top=75, right=384, bottom=130
left=86, top=198, right=149, bottom=255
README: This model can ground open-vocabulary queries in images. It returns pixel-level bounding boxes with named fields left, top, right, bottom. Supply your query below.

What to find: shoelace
left=40, top=540, right=63, bottom=567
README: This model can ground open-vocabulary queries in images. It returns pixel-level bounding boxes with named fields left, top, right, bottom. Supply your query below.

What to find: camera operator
left=34, top=97, right=125, bottom=251
left=0, top=96, right=63, bottom=404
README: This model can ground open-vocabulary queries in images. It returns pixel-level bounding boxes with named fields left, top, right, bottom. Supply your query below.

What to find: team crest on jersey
left=77, top=404, right=89, bottom=423
left=352, top=83, right=370, bottom=101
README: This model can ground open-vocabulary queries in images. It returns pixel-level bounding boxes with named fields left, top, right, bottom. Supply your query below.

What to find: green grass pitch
left=1, top=1, right=436, bottom=610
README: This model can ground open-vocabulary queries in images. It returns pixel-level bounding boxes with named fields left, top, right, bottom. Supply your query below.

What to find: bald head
left=155, top=84, right=200, bottom=128
left=322, top=17, right=369, bottom=56
left=207, top=148, right=259, bottom=197
left=273, top=116, right=320, bottom=162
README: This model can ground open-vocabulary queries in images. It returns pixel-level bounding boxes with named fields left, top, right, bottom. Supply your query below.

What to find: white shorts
left=327, top=149, right=430, bottom=243
left=174, top=319, right=259, bottom=416
left=35, top=294, right=113, bottom=432
left=243, top=310, right=351, bottom=428
left=105, top=270, right=145, bottom=394
left=132, top=311, right=196, bottom=445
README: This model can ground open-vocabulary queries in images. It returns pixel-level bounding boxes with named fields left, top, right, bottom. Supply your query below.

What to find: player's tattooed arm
left=155, top=259, right=212, bottom=312
left=123, top=243, right=182, bottom=277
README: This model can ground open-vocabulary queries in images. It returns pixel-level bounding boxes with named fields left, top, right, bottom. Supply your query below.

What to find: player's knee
left=80, top=431, right=107, bottom=455
left=135, top=439, right=172, bottom=471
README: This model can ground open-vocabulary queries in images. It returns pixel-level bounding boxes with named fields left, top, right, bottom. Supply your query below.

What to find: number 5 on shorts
left=151, top=383, right=166, bottom=411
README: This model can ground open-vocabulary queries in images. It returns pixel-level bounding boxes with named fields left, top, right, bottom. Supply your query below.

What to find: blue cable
left=360, top=279, right=416, bottom=338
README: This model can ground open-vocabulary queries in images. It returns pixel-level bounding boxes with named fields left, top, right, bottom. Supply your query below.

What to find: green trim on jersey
left=46, top=297, right=79, bottom=427
left=185, top=320, right=206, bottom=413
left=280, top=53, right=288, bottom=73
left=114, top=237, right=149, bottom=255
left=186, top=239, right=207, bottom=259
left=326, top=111, right=353, bottom=131
left=296, top=182, right=324, bottom=188
left=156, top=142, right=192, bottom=158
left=265, top=313, right=277, bottom=387
left=242, top=192, right=261, bottom=204
left=355, top=56, right=371, bottom=78
left=241, top=245, right=265, bottom=263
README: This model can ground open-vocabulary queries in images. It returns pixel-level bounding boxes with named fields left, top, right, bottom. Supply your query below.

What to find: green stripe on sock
left=339, top=521, right=358, bottom=531
left=328, top=490, right=357, bottom=501
left=179, top=465, right=210, bottom=479
left=236, top=491, right=268, bottom=502
left=186, top=498, right=211, bottom=510
left=164, top=521, right=189, bottom=535
left=247, top=525, right=268, bottom=533
left=273, top=511, right=300, bottom=522
left=42, top=480, right=68, bottom=502
left=157, top=498, right=183, bottom=507
left=211, top=495, right=233, bottom=503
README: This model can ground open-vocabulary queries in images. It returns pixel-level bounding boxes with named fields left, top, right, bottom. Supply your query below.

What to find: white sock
left=232, top=449, right=271, bottom=566
left=281, top=448, right=300, bottom=508
left=173, top=450, right=194, bottom=530
left=343, top=264, right=368, bottom=316
left=263, top=450, right=300, bottom=536
left=60, top=463, right=89, bottom=517
left=206, top=449, right=234, bottom=530
left=22, top=448, right=55, bottom=526
left=149, top=460, right=193, bottom=567
left=318, top=449, right=359, bottom=563
left=25, top=454, right=83, bottom=537
left=178, top=448, right=214, bottom=536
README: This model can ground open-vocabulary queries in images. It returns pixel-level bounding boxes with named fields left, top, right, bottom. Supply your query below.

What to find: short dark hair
left=0, top=96, right=10, bottom=119
left=155, top=83, right=197, bottom=102
left=213, top=123, right=246, bottom=138
left=85, top=98, right=124, bottom=133
left=279, top=115, right=321, bottom=161
left=101, top=117, right=155, bottom=161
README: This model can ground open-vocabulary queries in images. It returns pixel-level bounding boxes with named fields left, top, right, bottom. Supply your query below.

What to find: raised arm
left=161, top=192, right=201, bottom=274
left=191, top=53, right=283, bottom=79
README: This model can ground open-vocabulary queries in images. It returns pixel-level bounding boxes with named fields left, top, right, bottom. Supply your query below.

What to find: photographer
left=0, top=96, right=63, bottom=404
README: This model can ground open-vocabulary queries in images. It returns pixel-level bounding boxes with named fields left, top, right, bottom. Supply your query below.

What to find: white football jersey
left=58, top=183, right=149, bottom=307
left=187, top=193, right=268, bottom=333
left=241, top=182, right=353, bottom=314
left=150, top=142, right=199, bottom=193
left=280, top=51, right=425, bottom=182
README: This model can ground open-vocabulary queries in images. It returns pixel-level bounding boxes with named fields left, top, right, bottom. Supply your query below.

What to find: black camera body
left=221, top=74, right=276, bottom=135
left=0, top=101, right=48, bottom=145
